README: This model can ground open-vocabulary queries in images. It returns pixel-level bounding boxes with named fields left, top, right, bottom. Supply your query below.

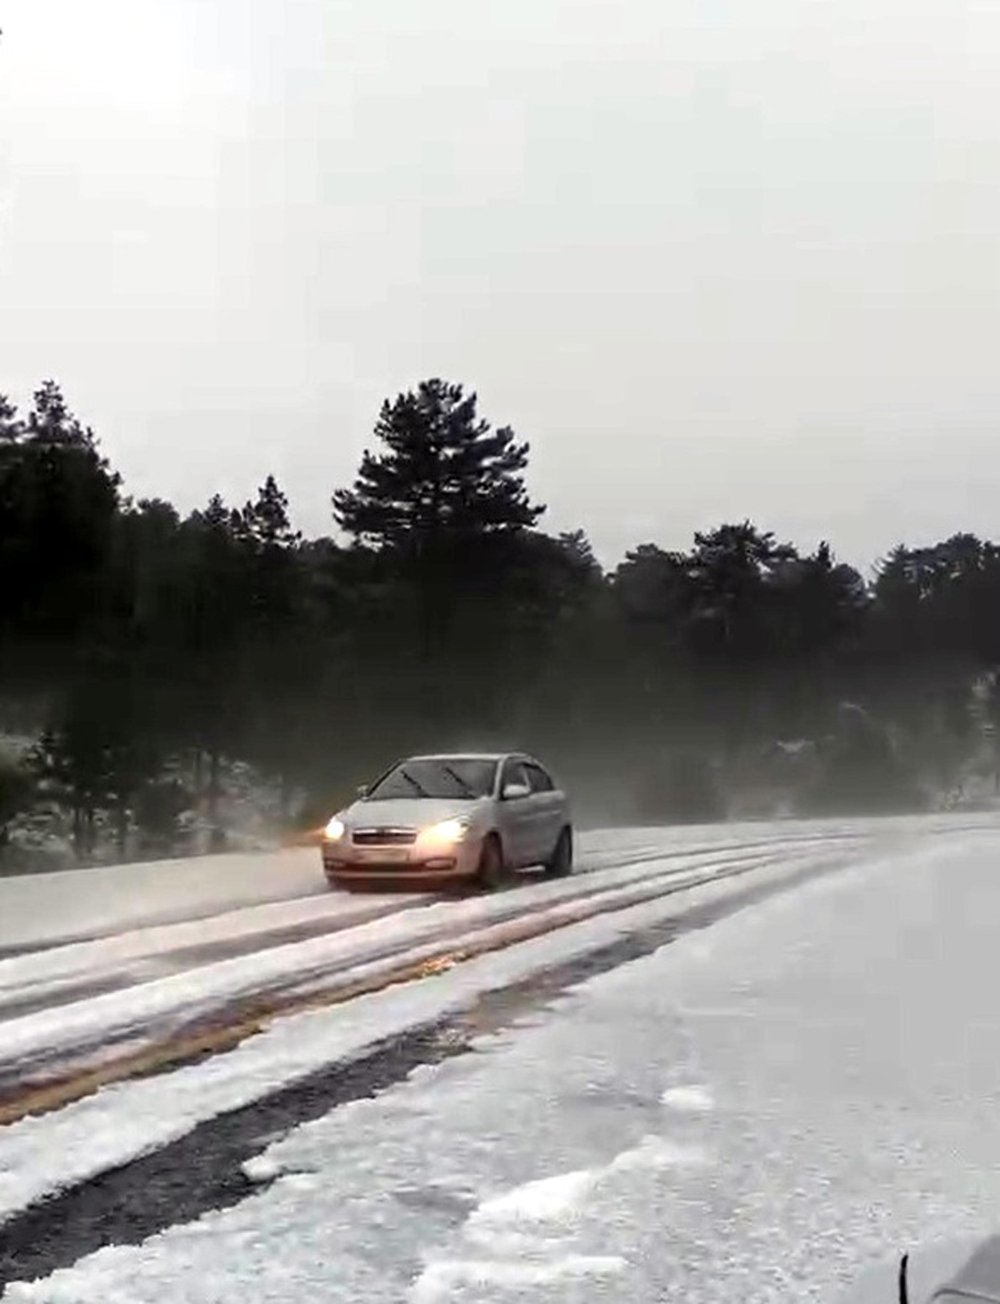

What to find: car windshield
left=365, top=758, right=498, bottom=801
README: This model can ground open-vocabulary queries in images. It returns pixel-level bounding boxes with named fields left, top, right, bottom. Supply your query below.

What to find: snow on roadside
left=0, top=849, right=325, bottom=954
left=0, top=847, right=834, bottom=1227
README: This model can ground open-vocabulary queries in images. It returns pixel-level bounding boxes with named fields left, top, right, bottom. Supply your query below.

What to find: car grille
left=352, top=828, right=418, bottom=846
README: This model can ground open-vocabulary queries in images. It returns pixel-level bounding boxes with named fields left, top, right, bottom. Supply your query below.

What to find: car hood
left=343, top=797, right=487, bottom=828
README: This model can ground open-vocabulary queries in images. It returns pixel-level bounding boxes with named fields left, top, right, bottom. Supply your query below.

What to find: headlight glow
left=324, top=817, right=346, bottom=841
left=423, top=818, right=467, bottom=844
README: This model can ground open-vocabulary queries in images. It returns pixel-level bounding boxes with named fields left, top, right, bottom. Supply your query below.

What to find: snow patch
left=660, top=1083, right=714, bottom=1112
left=410, top=1139, right=703, bottom=1298
left=471, top=1169, right=596, bottom=1225
left=242, top=1156, right=281, bottom=1184
left=409, top=1253, right=627, bottom=1301
left=609, top=1134, right=708, bottom=1171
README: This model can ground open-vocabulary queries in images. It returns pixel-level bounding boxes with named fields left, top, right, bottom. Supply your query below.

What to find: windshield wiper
left=440, top=765, right=477, bottom=798
left=398, top=767, right=429, bottom=797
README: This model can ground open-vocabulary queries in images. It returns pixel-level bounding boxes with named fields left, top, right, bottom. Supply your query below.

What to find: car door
left=496, top=758, right=534, bottom=867
left=524, top=761, right=566, bottom=862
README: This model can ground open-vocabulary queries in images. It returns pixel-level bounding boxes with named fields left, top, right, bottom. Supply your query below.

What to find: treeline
left=1, top=376, right=999, bottom=868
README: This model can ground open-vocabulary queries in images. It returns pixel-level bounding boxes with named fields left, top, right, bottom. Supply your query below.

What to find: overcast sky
left=1, top=0, right=998, bottom=573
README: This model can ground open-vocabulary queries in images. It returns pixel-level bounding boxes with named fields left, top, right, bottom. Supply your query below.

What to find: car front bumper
left=321, top=837, right=481, bottom=886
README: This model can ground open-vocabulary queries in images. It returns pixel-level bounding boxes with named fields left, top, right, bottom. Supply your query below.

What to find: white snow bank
left=0, top=849, right=324, bottom=953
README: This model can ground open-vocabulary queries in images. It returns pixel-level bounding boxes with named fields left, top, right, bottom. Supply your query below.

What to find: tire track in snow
left=0, top=895, right=440, bottom=1024
left=0, top=829, right=867, bottom=1023
left=0, top=838, right=865, bottom=1116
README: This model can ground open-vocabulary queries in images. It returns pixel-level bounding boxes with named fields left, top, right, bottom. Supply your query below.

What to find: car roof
left=406, top=752, right=519, bottom=763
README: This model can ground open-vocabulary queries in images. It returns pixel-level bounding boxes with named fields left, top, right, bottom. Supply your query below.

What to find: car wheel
left=544, top=827, right=573, bottom=877
left=477, top=834, right=506, bottom=890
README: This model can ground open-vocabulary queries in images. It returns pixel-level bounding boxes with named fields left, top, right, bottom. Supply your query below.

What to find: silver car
left=320, top=752, right=573, bottom=890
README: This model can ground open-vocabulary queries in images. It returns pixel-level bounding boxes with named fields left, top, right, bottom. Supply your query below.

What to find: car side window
left=501, top=759, right=529, bottom=796
left=525, top=764, right=554, bottom=794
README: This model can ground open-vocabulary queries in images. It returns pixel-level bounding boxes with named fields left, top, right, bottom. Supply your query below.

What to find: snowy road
left=0, top=823, right=877, bottom=1106
left=2, top=815, right=1000, bottom=1301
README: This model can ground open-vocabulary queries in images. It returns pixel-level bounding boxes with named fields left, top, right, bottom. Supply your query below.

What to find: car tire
left=477, top=834, right=506, bottom=890
left=544, top=826, right=573, bottom=877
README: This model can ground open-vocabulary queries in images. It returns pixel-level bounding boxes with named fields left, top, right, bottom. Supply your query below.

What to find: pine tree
left=239, top=476, right=309, bottom=810
left=332, top=380, right=545, bottom=667
left=25, top=380, right=97, bottom=448
left=176, top=496, right=250, bottom=840
left=242, top=475, right=300, bottom=552
left=240, top=475, right=302, bottom=625
left=333, top=379, right=544, bottom=552
left=0, top=382, right=120, bottom=650
left=684, top=522, right=799, bottom=658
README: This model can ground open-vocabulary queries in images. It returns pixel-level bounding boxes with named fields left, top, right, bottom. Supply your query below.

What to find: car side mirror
left=356, top=784, right=369, bottom=798
left=502, top=782, right=531, bottom=801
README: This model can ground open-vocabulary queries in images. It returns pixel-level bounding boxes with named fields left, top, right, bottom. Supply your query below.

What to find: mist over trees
left=1, top=377, right=997, bottom=868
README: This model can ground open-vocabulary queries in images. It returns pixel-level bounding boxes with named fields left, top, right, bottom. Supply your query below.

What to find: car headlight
left=324, top=817, right=346, bottom=842
left=422, top=818, right=467, bottom=844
